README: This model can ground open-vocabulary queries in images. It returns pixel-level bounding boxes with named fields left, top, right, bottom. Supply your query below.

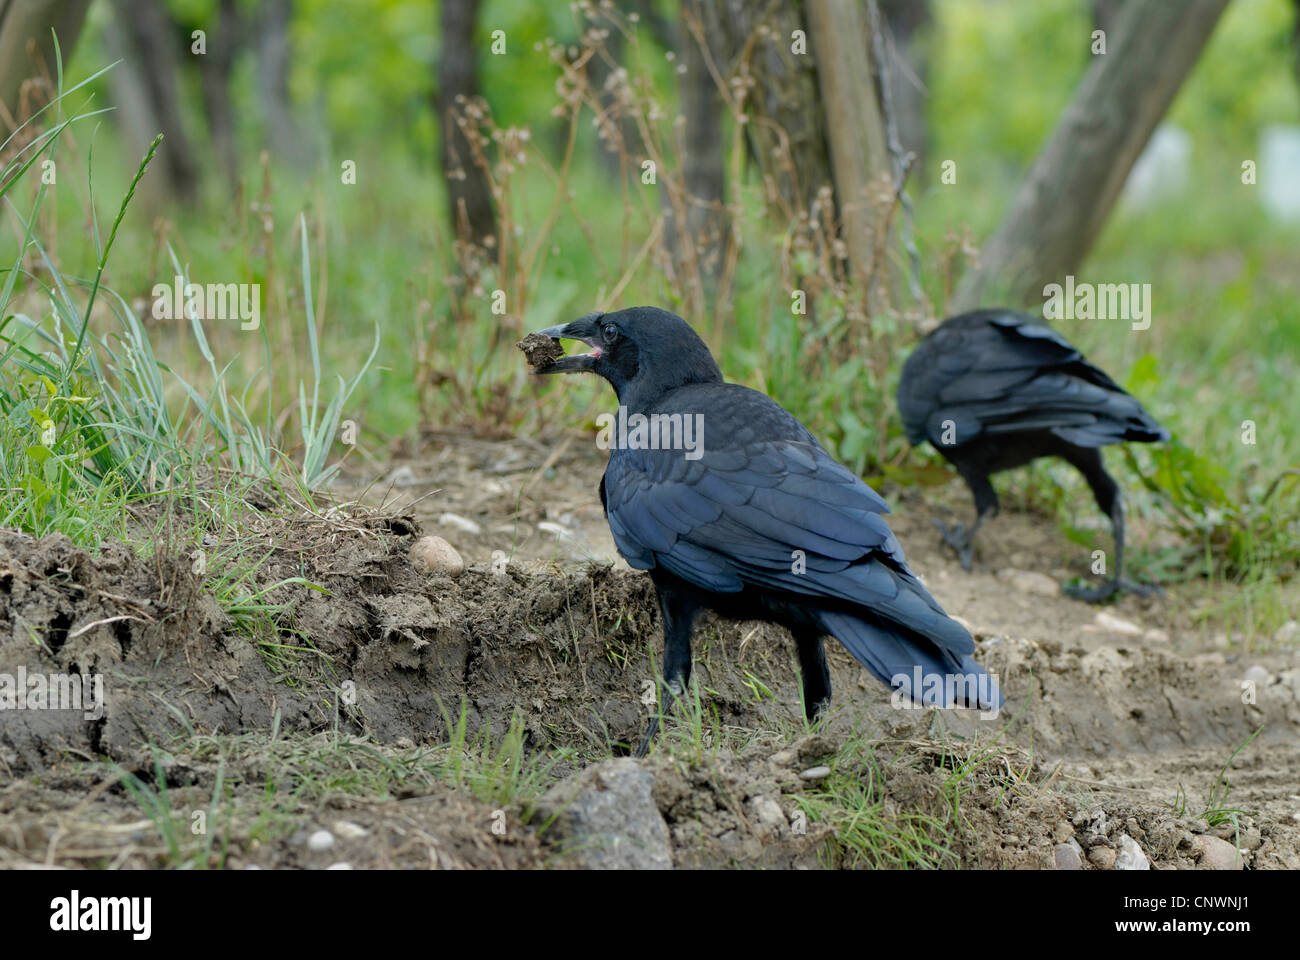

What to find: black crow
left=897, top=308, right=1169, bottom=602
left=529, top=306, right=1000, bottom=755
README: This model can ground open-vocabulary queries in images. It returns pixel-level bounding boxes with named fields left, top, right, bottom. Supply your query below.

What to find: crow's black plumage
left=897, top=308, right=1169, bottom=601
left=532, top=306, right=1000, bottom=755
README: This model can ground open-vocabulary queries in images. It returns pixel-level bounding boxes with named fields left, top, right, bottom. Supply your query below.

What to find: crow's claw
left=933, top=519, right=975, bottom=572
left=634, top=716, right=659, bottom=758
left=1064, top=576, right=1163, bottom=604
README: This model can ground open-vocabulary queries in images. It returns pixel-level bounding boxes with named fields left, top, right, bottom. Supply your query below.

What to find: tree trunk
left=107, top=0, right=201, bottom=205
left=257, top=0, right=309, bottom=167
left=805, top=0, right=892, bottom=293
left=1292, top=0, right=1300, bottom=92
left=199, top=0, right=241, bottom=189
left=667, top=0, right=729, bottom=289
left=953, top=0, right=1230, bottom=312
left=695, top=0, right=833, bottom=221
left=879, top=0, right=931, bottom=177
left=435, top=0, right=496, bottom=246
left=0, top=0, right=91, bottom=134
left=1092, top=0, right=1128, bottom=35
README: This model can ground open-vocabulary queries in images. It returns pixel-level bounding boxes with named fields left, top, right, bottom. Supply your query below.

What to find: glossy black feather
left=898, top=309, right=1169, bottom=452
left=896, top=308, right=1169, bottom=601
left=537, top=307, right=1001, bottom=723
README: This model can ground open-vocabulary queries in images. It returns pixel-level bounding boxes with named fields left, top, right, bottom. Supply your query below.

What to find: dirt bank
left=1, top=432, right=1296, bottom=869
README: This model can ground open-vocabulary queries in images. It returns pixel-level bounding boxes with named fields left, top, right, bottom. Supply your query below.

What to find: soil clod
left=517, top=332, right=564, bottom=369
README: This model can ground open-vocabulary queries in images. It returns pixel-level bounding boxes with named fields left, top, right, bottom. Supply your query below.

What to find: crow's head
left=531, top=306, right=722, bottom=406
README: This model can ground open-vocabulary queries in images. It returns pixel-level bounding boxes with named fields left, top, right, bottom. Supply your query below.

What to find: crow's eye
left=602, top=323, right=619, bottom=343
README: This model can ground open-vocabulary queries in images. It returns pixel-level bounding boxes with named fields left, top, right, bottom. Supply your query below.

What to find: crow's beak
left=532, top=314, right=603, bottom=375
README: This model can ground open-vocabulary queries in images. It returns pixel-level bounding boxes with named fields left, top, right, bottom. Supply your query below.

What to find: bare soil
left=1, top=430, right=1296, bottom=869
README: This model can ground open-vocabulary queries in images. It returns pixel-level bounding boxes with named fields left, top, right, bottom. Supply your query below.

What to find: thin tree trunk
left=0, top=0, right=91, bottom=134
left=879, top=0, right=930, bottom=177
left=953, top=0, right=1230, bottom=312
left=1092, top=0, right=1128, bottom=35
left=257, top=0, right=309, bottom=167
left=585, top=15, right=639, bottom=179
left=436, top=0, right=496, bottom=245
left=199, top=0, right=241, bottom=189
left=805, top=0, right=892, bottom=294
left=108, top=0, right=201, bottom=204
left=667, top=0, right=729, bottom=289
left=1291, top=0, right=1300, bottom=92
left=695, top=0, right=833, bottom=221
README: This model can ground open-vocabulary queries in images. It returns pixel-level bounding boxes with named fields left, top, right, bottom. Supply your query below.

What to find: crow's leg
left=792, top=628, right=831, bottom=724
left=635, top=579, right=699, bottom=757
left=1060, top=447, right=1161, bottom=602
left=935, top=468, right=997, bottom=571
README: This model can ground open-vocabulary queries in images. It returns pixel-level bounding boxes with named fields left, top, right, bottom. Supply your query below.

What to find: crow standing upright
left=897, top=308, right=1169, bottom=602
left=528, top=306, right=1000, bottom=756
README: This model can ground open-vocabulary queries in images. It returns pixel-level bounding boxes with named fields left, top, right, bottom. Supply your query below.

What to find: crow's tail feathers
left=819, top=611, right=1003, bottom=711
left=1049, top=381, right=1170, bottom=448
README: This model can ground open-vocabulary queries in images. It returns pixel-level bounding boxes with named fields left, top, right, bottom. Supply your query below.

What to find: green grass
left=101, top=703, right=563, bottom=869
left=1170, top=725, right=1263, bottom=828
left=0, top=58, right=380, bottom=649
left=796, top=732, right=958, bottom=869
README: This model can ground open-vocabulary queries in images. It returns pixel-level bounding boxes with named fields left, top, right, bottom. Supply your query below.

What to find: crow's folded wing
left=603, top=438, right=973, bottom=660
left=901, top=310, right=1166, bottom=448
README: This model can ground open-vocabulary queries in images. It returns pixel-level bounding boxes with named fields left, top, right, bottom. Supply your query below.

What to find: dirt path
left=1, top=431, right=1296, bottom=869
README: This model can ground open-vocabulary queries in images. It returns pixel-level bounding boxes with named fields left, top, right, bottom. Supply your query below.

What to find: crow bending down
left=897, top=308, right=1169, bottom=602
left=529, top=306, right=1000, bottom=756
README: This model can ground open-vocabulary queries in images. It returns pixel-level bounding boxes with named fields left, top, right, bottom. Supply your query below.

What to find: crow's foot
left=1064, top=576, right=1163, bottom=603
left=933, top=519, right=976, bottom=572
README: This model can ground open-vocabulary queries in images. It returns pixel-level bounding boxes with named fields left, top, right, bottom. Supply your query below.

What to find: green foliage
left=1126, top=441, right=1300, bottom=579
left=0, top=62, right=381, bottom=556
left=928, top=0, right=1090, bottom=177
left=1174, top=0, right=1300, bottom=146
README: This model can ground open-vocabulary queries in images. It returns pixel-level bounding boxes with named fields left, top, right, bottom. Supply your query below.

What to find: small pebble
left=307, top=830, right=335, bottom=852
left=409, top=535, right=464, bottom=577
left=1088, top=845, right=1117, bottom=870
left=997, top=568, right=1060, bottom=597
left=1115, top=834, right=1150, bottom=870
left=386, top=465, right=419, bottom=487
left=438, top=512, right=483, bottom=536
left=1192, top=834, right=1241, bottom=870
left=1054, top=842, right=1083, bottom=870
left=1243, top=665, right=1271, bottom=687
left=749, top=796, right=787, bottom=830
left=1093, top=611, right=1142, bottom=636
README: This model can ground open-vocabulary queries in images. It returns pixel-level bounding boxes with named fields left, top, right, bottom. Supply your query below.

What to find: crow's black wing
left=602, top=383, right=973, bottom=663
left=898, top=309, right=1167, bottom=449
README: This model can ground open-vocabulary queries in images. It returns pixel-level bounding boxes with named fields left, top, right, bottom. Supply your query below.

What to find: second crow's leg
left=792, top=628, right=831, bottom=724
left=936, top=466, right=998, bottom=571
left=1061, top=447, right=1161, bottom=602
left=635, top=578, right=699, bottom=757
